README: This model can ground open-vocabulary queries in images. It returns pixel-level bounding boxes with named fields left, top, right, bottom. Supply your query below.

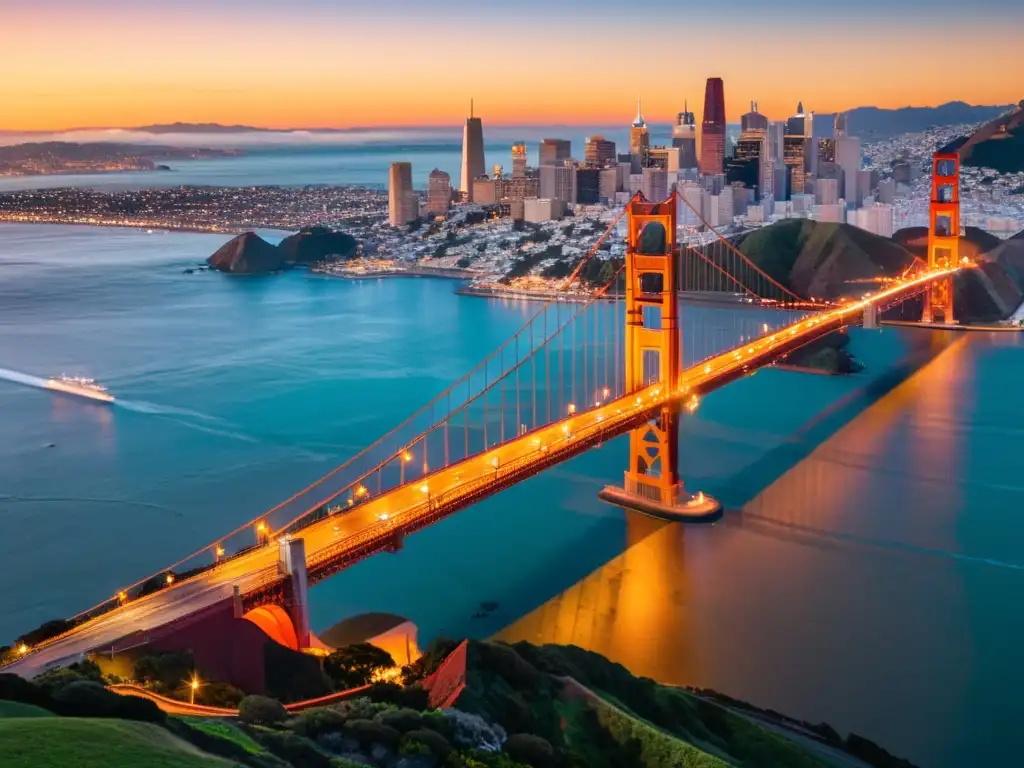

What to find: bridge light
left=355, top=485, right=368, bottom=498
left=567, top=403, right=576, bottom=414
left=257, top=521, right=267, bottom=534
left=419, top=483, right=429, bottom=494
left=685, top=396, right=700, bottom=414
left=602, top=387, right=610, bottom=398
left=215, top=545, right=225, bottom=558
left=402, top=450, right=413, bottom=462
left=762, top=323, right=769, bottom=333
left=117, top=591, right=128, bottom=603
left=378, top=512, right=390, bottom=521
left=704, top=364, right=711, bottom=374
left=596, top=415, right=604, bottom=422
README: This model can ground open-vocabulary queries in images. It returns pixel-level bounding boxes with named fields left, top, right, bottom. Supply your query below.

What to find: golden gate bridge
left=4, top=153, right=965, bottom=677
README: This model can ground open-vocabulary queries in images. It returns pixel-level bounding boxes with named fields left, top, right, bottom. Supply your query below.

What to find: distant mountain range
left=811, top=101, right=1015, bottom=140
left=940, top=102, right=1024, bottom=173
left=134, top=102, right=1017, bottom=139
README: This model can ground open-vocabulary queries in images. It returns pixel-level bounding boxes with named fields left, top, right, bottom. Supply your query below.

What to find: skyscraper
left=700, top=78, right=726, bottom=176
left=672, top=103, right=698, bottom=170
left=835, top=134, right=862, bottom=204
left=426, top=168, right=451, bottom=216
left=460, top=100, right=485, bottom=201
left=584, top=135, right=616, bottom=168
left=783, top=102, right=812, bottom=196
left=511, top=143, right=527, bottom=179
left=629, top=97, right=650, bottom=171
left=539, top=139, right=571, bottom=166
left=835, top=112, right=849, bottom=138
left=740, top=101, right=769, bottom=133
left=388, top=162, right=417, bottom=226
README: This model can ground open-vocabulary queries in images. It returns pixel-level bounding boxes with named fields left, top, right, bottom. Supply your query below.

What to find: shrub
left=133, top=650, right=195, bottom=694
left=363, top=680, right=427, bottom=710
left=444, top=709, right=506, bottom=752
left=324, top=643, right=396, bottom=689
left=290, top=706, right=348, bottom=739
left=254, top=728, right=335, bottom=768
left=238, top=694, right=288, bottom=726
left=0, top=672, right=54, bottom=709
left=15, top=618, right=75, bottom=647
left=375, top=707, right=424, bottom=733
left=196, top=681, right=245, bottom=708
left=503, top=734, right=555, bottom=767
left=50, top=680, right=163, bottom=722
left=343, top=717, right=402, bottom=748
left=402, top=727, right=452, bottom=758
left=34, top=660, right=104, bottom=695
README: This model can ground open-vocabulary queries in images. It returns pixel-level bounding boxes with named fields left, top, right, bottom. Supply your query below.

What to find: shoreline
left=0, top=217, right=263, bottom=236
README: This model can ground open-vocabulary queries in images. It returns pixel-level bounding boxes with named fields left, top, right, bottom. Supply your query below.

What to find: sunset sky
left=3, top=0, right=1022, bottom=131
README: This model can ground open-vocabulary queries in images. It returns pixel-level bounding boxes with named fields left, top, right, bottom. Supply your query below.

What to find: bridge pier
left=278, top=537, right=311, bottom=650
left=863, top=303, right=879, bottom=330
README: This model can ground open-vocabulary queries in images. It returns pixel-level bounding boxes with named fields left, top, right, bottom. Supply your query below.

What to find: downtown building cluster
left=388, top=79, right=903, bottom=240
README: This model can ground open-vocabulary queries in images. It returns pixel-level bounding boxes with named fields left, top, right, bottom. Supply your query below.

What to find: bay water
left=0, top=220, right=1022, bottom=765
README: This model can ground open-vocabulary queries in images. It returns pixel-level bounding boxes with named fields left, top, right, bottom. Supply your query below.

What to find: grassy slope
left=0, top=718, right=237, bottom=768
left=0, top=701, right=55, bottom=718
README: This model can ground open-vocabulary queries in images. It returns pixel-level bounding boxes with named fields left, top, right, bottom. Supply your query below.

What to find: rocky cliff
left=278, top=226, right=357, bottom=264
left=206, top=232, right=285, bottom=274
left=207, top=227, right=357, bottom=274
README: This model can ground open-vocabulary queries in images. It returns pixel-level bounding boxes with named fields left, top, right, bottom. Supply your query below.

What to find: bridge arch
left=243, top=604, right=299, bottom=650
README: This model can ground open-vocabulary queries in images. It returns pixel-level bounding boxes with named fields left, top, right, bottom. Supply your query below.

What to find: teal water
left=1, top=223, right=1023, bottom=766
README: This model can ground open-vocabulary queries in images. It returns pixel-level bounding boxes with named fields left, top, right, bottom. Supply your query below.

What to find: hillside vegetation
left=737, top=219, right=1024, bottom=323
left=733, top=220, right=915, bottom=299
left=0, top=640, right=921, bottom=768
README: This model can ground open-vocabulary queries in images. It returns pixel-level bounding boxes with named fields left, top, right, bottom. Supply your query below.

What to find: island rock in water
left=278, top=226, right=358, bottom=264
left=207, top=232, right=285, bottom=274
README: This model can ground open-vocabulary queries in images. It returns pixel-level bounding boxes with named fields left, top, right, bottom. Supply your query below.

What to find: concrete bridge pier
left=278, top=537, right=311, bottom=650
left=863, top=303, right=879, bottom=330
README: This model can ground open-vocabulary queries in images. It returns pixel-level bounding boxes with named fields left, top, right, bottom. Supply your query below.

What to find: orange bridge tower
left=922, top=152, right=959, bottom=324
left=598, top=192, right=721, bottom=522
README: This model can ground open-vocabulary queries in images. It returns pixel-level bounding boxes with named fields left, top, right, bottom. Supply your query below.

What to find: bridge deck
left=6, top=269, right=954, bottom=677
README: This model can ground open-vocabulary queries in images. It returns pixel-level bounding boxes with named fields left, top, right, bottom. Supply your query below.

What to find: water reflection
left=496, top=334, right=989, bottom=767
left=496, top=510, right=699, bottom=685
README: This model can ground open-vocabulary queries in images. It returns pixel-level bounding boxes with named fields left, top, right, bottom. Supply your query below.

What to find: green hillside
left=732, top=220, right=915, bottom=300
left=0, top=718, right=234, bottom=768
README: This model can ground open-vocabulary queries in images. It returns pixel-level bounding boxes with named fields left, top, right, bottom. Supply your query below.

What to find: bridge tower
left=922, top=152, right=959, bottom=324
left=598, top=192, right=721, bottom=522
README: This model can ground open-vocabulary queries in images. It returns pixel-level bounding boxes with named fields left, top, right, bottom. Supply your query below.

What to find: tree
left=457, top=256, right=472, bottom=268
left=133, top=650, right=195, bottom=695
left=323, top=643, right=395, bottom=689
left=238, top=694, right=287, bottom=725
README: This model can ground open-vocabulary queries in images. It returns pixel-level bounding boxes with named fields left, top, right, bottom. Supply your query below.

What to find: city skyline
left=3, top=0, right=1022, bottom=131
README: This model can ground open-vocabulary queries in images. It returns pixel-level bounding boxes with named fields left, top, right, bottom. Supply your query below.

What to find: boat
left=44, top=374, right=115, bottom=404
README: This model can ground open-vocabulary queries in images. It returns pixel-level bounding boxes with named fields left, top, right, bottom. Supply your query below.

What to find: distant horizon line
left=0, top=100, right=1015, bottom=135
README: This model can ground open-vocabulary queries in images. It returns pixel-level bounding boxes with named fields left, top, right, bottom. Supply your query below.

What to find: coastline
left=0, top=216, right=253, bottom=235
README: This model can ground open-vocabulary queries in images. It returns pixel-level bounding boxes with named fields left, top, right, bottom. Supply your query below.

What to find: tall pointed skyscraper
left=629, top=96, right=650, bottom=171
left=460, top=99, right=485, bottom=201
left=700, top=77, right=726, bottom=176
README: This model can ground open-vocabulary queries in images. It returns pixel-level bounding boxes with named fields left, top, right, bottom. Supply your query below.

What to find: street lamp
left=165, top=573, right=175, bottom=586
left=189, top=675, right=200, bottom=705
left=17, top=644, right=28, bottom=655
left=256, top=521, right=268, bottom=545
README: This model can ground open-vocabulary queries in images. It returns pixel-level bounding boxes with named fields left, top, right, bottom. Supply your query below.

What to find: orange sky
left=3, top=4, right=1021, bottom=131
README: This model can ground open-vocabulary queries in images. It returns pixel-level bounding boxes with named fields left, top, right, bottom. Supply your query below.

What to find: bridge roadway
left=7, top=269, right=955, bottom=679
